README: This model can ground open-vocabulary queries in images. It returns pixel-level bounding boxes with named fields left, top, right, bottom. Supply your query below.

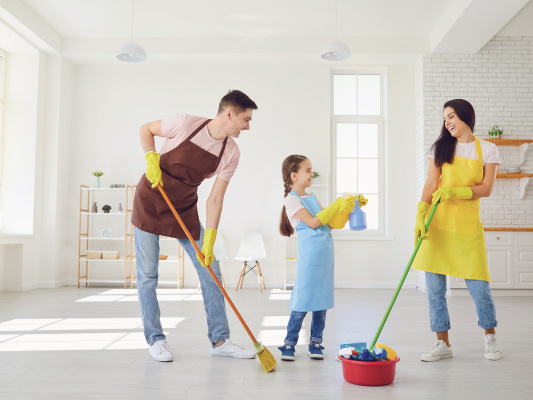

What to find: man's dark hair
left=217, top=90, right=258, bottom=115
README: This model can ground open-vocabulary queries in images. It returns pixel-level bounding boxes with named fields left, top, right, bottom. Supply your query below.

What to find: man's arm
left=140, top=120, right=164, bottom=153
left=205, top=178, right=229, bottom=229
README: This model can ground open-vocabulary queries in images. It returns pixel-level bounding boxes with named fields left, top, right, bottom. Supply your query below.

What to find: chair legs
left=236, top=262, right=247, bottom=291
left=256, top=261, right=266, bottom=290
left=236, top=260, right=266, bottom=291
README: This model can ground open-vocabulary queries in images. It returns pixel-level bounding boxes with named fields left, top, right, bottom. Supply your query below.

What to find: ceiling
left=0, top=0, right=532, bottom=64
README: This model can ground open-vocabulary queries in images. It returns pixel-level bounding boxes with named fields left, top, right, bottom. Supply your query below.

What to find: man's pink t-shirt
left=160, top=114, right=240, bottom=182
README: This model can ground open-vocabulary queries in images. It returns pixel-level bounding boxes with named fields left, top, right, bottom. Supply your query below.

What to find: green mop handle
left=369, top=201, right=440, bottom=350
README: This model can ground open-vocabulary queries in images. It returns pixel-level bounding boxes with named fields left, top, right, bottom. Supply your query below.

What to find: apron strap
left=217, top=137, right=228, bottom=162
left=474, top=136, right=484, bottom=179
left=185, top=118, right=211, bottom=142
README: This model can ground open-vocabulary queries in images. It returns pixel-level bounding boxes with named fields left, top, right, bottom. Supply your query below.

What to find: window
left=0, top=48, right=5, bottom=187
left=331, top=72, right=385, bottom=235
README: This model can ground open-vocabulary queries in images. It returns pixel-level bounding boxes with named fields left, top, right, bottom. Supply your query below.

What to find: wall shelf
left=485, top=228, right=533, bottom=231
left=485, top=139, right=532, bottom=145
left=496, top=174, right=533, bottom=179
left=486, top=138, right=532, bottom=200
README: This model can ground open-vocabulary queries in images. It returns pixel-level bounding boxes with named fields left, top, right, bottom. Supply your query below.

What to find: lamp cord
left=131, top=0, right=135, bottom=42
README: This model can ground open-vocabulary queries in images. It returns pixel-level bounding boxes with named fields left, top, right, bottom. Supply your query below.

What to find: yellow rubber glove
left=197, top=229, right=217, bottom=267
left=316, top=196, right=355, bottom=226
left=356, top=194, right=368, bottom=207
left=414, top=201, right=430, bottom=246
left=145, top=152, right=163, bottom=188
left=431, top=187, right=472, bottom=205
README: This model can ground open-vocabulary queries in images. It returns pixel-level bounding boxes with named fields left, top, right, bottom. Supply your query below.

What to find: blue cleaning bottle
left=349, top=200, right=367, bottom=231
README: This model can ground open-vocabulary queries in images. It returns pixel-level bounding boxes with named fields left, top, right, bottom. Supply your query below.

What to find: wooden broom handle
left=158, top=185, right=258, bottom=343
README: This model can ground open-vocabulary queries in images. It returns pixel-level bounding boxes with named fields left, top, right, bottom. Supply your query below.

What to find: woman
left=413, top=99, right=502, bottom=362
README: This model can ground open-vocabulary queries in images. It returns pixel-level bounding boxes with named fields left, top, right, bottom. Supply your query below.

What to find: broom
left=158, top=185, right=276, bottom=373
left=369, top=200, right=440, bottom=350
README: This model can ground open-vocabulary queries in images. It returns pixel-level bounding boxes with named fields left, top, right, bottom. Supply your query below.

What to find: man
left=131, top=90, right=258, bottom=362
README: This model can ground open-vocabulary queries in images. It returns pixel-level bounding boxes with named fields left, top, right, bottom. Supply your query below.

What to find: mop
left=341, top=201, right=440, bottom=361
left=158, top=185, right=276, bottom=373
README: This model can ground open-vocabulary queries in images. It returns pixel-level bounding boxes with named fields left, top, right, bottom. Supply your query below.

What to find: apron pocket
left=431, top=203, right=478, bottom=234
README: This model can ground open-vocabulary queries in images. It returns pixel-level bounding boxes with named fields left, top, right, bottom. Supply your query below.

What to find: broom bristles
left=255, top=341, right=276, bottom=373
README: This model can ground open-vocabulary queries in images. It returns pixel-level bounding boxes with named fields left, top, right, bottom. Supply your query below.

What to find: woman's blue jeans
left=284, top=310, right=327, bottom=346
left=425, top=272, right=497, bottom=332
left=134, top=226, right=230, bottom=345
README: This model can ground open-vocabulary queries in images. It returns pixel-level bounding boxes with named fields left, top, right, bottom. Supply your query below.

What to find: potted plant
left=92, top=170, right=104, bottom=188
left=488, top=126, right=503, bottom=140
left=102, top=205, right=112, bottom=213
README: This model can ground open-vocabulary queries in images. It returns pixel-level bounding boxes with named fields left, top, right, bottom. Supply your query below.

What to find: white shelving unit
left=78, top=185, right=187, bottom=289
left=78, top=185, right=135, bottom=288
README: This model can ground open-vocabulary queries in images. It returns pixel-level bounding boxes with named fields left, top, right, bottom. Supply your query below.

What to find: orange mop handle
left=158, top=185, right=258, bottom=343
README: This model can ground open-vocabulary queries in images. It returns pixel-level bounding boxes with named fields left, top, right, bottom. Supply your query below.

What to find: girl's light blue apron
left=289, top=191, right=335, bottom=312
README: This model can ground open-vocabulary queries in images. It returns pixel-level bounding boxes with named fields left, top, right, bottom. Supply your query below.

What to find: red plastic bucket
left=338, top=356, right=400, bottom=386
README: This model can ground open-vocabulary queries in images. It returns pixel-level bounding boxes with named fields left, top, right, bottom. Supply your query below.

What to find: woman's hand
left=414, top=202, right=430, bottom=246
left=431, top=187, right=472, bottom=205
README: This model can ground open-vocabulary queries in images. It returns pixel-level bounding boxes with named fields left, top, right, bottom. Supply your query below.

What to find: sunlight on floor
left=257, top=329, right=308, bottom=346
left=0, top=331, right=153, bottom=351
left=268, top=288, right=293, bottom=300
left=0, top=317, right=186, bottom=351
left=261, top=316, right=290, bottom=326
left=76, top=289, right=203, bottom=302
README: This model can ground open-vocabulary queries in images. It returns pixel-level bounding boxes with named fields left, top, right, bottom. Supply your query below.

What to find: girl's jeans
left=425, top=272, right=497, bottom=332
left=135, top=226, right=230, bottom=345
left=284, top=310, right=327, bottom=346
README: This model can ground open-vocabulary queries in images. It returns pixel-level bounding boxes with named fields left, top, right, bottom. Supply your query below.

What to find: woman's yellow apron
left=413, top=136, right=491, bottom=281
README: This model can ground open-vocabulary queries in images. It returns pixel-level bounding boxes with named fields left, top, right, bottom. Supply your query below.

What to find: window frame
left=330, top=70, right=386, bottom=237
left=0, top=48, right=5, bottom=188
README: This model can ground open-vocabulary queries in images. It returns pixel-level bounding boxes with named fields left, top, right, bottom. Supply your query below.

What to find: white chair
left=235, top=232, right=267, bottom=291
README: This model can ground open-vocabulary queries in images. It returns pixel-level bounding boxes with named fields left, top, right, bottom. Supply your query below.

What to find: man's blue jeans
left=284, top=310, right=327, bottom=346
left=425, top=272, right=497, bottom=332
left=135, top=226, right=230, bottom=345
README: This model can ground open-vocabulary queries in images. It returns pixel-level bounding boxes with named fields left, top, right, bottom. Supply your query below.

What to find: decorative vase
left=94, top=176, right=100, bottom=188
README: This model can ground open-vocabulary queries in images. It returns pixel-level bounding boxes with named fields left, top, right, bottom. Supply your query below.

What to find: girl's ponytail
left=279, top=155, right=308, bottom=237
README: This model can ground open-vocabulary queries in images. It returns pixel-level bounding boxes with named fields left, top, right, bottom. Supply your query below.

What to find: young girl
left=277, top=155, right=364, bottom=361
left=413, top=99, right=502, bottom=361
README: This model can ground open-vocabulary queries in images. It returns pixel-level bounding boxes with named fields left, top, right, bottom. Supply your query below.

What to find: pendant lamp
left=321, top=0, right=351, bottom=61
left=117, top=0, right=146, bottom=62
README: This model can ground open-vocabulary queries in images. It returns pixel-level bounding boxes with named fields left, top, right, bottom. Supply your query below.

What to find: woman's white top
left=428, top=138, right=501, bottom=166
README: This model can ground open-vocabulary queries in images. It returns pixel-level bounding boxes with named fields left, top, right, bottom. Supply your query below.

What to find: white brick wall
left=416, top=36, right=533, bottom=228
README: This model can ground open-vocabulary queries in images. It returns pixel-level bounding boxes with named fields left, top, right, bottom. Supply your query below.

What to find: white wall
left=63, top=63, right=417, bottom=289
left=1, top=52, right=39, bottom=234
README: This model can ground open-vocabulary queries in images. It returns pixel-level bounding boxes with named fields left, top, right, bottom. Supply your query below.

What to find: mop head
left=255, top=341, right=276, bottom=373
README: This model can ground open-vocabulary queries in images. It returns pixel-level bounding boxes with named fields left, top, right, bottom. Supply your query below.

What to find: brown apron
left=131, top=118, right=228, bottom=240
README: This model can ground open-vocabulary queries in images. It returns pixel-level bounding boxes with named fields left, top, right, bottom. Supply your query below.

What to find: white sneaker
left=211, top=339, right=256, bottom=359
left=149, top=339, right=173, bottom=362
left=484, top=334, right=502, bottom=361
left=420, top=340, right=453, bottom=362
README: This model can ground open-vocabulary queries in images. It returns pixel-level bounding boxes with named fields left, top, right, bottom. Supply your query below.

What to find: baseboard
left=20, top=282, right=40, bottom=291
left=39, top=280, right=69, bottom=289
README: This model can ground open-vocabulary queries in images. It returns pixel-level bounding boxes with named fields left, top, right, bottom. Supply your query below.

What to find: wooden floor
left=0, top=286, right=532, bottom=399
